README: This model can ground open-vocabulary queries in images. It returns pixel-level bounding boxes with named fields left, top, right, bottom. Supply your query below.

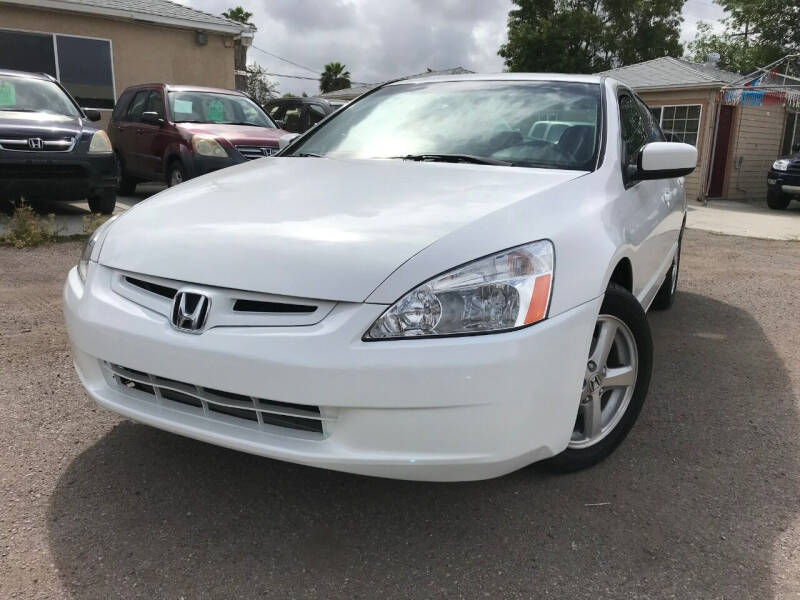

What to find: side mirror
left=635, top=142, right=697, bottom=180
left=278, top=132, right=300, bottom=150
left=83, top=108, right=101, bottom=122
left=793, top=142, right=800, bottom=153
left=141, top=111, right=163, bottom=126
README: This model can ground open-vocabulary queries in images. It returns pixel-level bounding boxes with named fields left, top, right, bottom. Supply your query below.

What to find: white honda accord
left=64, top=74, right=696, bottom=481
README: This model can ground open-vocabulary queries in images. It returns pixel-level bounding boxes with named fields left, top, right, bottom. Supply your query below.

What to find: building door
left=708, top=105, right=734, bottom=198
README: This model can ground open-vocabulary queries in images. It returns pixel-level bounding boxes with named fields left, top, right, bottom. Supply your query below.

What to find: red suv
left=108, top=84, right=287, bottom=193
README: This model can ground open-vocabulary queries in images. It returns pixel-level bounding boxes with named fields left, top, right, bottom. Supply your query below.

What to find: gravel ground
left=1, top=229, right=799, bottom=599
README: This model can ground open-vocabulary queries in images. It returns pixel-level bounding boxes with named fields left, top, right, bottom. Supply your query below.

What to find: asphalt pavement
left=0, top=229, right=799, bottom=599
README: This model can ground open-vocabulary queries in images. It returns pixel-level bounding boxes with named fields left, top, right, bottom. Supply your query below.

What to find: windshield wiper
left=291, top=152, right=324, bottom=158
left=389, top=153, right=512, bottom=166
left=0, top=108, right=37, bottom=112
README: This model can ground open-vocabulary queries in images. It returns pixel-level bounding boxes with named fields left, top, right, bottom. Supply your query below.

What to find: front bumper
left=64, top=263, right=601, bottom=481
left=0, top=151, right=116, bottom=200
left=767, top=169, right=800, bottom=195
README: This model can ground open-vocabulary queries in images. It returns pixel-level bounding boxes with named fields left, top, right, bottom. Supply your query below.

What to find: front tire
left=88, top=190, right=116, bottom=215
left=543, top=283, right=653, bottom=472
left=767, top=189, right=790, bottom=210
left=166, top=161, right=187, bottom=187
left=116, top=154, right=137, bottom=196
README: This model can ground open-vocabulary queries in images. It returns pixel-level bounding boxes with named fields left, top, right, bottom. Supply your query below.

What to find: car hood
left=176, top=122, right=286, bottom=145
left=0, top=112, right=85, bottom=138
left=99, top=157, right=584, bottom=302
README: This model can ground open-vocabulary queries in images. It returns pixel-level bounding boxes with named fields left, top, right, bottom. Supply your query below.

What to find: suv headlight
left=77, top=216, right=117, bottom=282
left=772, top=159, right=791, bottom=171
left=192, top=135, right=228, bottom=157
left=88, top=130, right=113, bottom=153
left=364, top=240, right=554, bottom=340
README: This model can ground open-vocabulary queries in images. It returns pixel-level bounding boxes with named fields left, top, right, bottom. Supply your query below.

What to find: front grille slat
left=0, top=137, right=76, bottom=152
left=235, top=145, right=277, bottom=160
left=125, top=276, right=178, bottom=299
left=233, top=299, right=316, bottom=313
left=105, top=362, right=327, bottom=436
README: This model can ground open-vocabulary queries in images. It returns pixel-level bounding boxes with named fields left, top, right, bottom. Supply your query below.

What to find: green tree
left=688, top=0, right=799, bottom=74
left=245, top=63, right=278, bottom=105
left=499, top=0, right=685, bottom=73
left=222, top=6, right=253, bottom=24
left=320, top=62, right=351, bottom=93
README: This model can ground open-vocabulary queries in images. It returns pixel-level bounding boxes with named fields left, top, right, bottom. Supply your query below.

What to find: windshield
left=287, top=80, right=602, bottom=170
left=168, top=91, right=275, bottom=127
left=0, top=76, right=80, bottom=118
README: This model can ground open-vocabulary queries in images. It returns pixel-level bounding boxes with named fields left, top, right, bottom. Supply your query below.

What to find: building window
left=0, top=28, right=114, bottom=109
left=649, top=104, right=702, bottom=146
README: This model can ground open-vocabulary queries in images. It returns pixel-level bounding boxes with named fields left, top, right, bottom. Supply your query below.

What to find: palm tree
left=222, top=6, right=252, bottom=24
left=320, top=62, right=351, bottom=93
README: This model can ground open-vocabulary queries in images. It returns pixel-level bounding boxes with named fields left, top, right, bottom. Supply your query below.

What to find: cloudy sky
left=180, top=0, right=727, bottom=96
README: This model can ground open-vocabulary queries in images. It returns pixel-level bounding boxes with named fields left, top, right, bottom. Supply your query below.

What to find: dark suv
left=767, top=145, right=800, bottom=210
left=263, top=97, right=344, bottom=133
left=109, top=84, right=287, bottom=192
left=0, top=69, right=117, bottom=213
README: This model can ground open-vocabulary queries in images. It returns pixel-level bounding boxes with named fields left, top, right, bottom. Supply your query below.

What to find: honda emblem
left=171, top=291, right=211, bottom=333
left=28, top=137, right=44, bottom=150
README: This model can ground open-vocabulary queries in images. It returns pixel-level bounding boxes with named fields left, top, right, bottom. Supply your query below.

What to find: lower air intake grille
left=105, top=362, right=326, bottom=435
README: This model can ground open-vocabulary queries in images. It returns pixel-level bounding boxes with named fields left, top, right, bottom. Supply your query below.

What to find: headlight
left=77, top=216, right=117, bottom=282
left=772, top=159, right=791, bottom=171
left=364, top=240, right=554, bottom=340
left=88, top=130, right=113, bottom=153
left=192, top=135, right=228, bottom=157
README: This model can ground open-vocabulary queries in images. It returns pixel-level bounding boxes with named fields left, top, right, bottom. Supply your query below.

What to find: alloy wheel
left=170, top=168, right=183, bottom=187
left=569, top=314, right=638, bottom=449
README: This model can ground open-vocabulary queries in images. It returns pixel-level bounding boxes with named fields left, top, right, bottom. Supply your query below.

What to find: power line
left=250, top=45, right=319, bottom=75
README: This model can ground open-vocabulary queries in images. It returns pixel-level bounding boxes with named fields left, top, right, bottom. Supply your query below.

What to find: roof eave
left=2, top=0, right=249, bottom=35
left=631, top=82, right=727, bottom=93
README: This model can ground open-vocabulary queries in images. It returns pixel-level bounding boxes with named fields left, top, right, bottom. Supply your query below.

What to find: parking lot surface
left=1, top=229, right=799, bottom=599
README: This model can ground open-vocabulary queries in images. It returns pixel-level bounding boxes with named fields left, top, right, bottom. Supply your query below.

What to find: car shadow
left=46, top=291, right=799, bottom=598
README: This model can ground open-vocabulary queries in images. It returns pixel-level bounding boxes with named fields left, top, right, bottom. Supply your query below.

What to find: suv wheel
left=544, top=283, right=653, bottom=472
left=767, top=189, right=791, bottom=210
left=88, top=190, right=116, bottom=215
left=167, top=161, right=187, bottom=187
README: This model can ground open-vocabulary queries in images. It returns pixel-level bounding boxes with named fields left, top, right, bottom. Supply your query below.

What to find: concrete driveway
left=1, top=229, right=799, bottom=599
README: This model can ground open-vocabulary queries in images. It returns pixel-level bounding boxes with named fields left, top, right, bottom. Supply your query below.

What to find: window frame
left=0, top=26, right=115, bottom=110
left=649, top=103, right=702, bottom=147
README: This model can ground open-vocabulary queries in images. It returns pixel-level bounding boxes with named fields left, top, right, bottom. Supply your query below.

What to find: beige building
left=604, top=57, right=794, bottom=203
left=0, top=0, right=253, bottom=127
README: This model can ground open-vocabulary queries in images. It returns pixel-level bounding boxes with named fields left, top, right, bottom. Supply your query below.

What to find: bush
left=0, top=203, right=59, bottom=248
left=82, top=213, right=110, bottom=236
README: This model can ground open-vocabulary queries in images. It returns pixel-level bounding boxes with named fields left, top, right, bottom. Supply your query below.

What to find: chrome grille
left=105, top=362, right=330, bottom=437
left=235, top=145, right=277, bottom=160
left=0, top=137, right=76, bottom=152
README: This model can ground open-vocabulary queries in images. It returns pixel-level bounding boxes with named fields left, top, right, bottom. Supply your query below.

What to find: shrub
left=83, top=213, right=110, bottom=236
left=0, top=203, right=59, bottom=248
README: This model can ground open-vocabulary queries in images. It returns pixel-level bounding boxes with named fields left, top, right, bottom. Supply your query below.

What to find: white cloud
left=184, top=0, right=727, bottom=96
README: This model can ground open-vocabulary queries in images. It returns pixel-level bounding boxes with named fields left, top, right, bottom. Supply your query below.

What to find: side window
left=126, top=90, right=149, bottom=122
left=144, top=90, right=164, bottom=119
left=636, top=97, right=666, bottom=143
left=111, top=90, right=133, bottom=121
left=619, top=94, right=648, bottom=167
left=308, top=103, right=326, bottom=128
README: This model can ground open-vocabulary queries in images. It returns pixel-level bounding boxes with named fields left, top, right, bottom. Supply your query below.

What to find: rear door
left=112, top=89, right=149, bottom=175
left=618, top=92, right=668, bottom=303
left=134, top=89, right=167, bottom=178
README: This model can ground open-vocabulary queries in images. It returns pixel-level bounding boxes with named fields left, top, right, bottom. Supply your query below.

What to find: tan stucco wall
left=0, top=4, right=236, bottom=128
left=722, top=105, right=786, bottom=201
left=638, top=88, right=720, bottom=202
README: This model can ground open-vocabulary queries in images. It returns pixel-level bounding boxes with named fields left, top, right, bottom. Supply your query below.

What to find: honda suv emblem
left=171, top=291, right=210, bottom=333
left=28, top=137, right=43, bottom=150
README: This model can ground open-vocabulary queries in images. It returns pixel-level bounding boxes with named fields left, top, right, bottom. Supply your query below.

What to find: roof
left=121, top=82, right=245, bottom=94
left=318, top=67, right=476, bottom=101
left=601, top=56, right=739, bottom=91
left=1, top=0, right=252, bottom=35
